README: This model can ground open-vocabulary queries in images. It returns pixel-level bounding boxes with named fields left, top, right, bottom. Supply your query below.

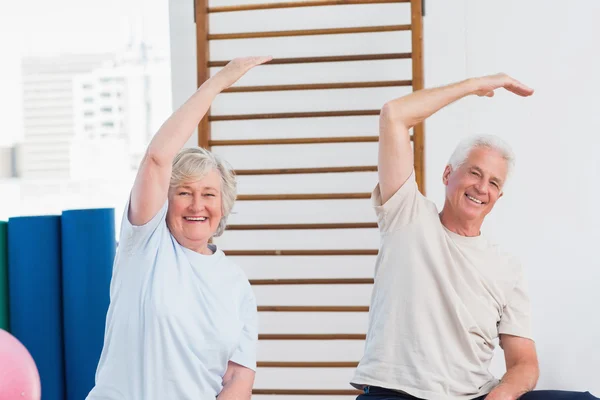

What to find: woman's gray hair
left=170, top=147, right=237, bottom=237
left=447, top=134, right=516, bottom=181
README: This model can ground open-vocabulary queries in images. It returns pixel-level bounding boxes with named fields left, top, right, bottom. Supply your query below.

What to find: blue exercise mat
left=7, top=215, right=66, bottom=400
left=61, top=208, right=115, bottom=400
left=0, top=221, right=9, bottom=331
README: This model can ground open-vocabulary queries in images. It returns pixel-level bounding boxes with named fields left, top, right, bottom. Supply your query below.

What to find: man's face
left=443, top=147, right=508, bottom=223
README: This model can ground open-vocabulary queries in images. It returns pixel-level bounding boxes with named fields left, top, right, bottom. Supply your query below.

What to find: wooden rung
left=234, top=165, right=377, bottom=175
left=210, top=109, right=380, bottom=121
left=258, top=361, right=359, bottom=368
left=236, top=193, right=372, bottom=201
left=208, top=0, right=409, bottom=13
left=209, top=25, right=411, bottom=40
left=227, top=222, right=377, bottom=230
left=259, top=333, right=366, bottom=340
left=212, top=136, right=377, bottom=146
left=258, top=305, right=369, bottom=312
left=253, top=389, right=362, bottom=396
left=224, top=249, right=378, bottom=256
left=250, top=278, right=374, bottom=285
left=223, top=80, right=411, bottom=92
left=208, top=52, right=411, bottom=67
left=211, top=136, right=379, bottom=146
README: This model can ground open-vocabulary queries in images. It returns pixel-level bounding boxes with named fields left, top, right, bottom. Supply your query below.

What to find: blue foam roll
left=7, top=215, right=66, bottom=400
left=61, top=208, right=115, bottom=400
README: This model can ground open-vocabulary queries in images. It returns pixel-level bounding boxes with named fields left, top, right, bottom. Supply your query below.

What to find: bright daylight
left=0, top=1, right=599, bottom=400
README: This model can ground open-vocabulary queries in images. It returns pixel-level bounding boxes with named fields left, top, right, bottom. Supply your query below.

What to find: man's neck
left=439, top=206, right=482, bottom=237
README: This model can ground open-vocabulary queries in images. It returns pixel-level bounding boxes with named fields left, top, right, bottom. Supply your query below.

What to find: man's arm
left=217, top=361, right=255, bottom=400
left=485, top=335, right=539, bottom=400
left=378, top=74, right=533, bottom=204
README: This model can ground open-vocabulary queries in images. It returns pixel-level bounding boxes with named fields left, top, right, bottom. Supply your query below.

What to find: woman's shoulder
left=219, top=253, right=249, bottom=279
left=118, top=199, right=169, bottom=253
left=217, top=252, right=253, bottom=293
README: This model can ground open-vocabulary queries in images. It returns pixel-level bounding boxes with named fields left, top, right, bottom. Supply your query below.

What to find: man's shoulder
left=481, top=237, right=523, bottom=271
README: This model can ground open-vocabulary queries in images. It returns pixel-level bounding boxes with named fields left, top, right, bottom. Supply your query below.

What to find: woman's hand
left=211, top=56, right=273, bottom=90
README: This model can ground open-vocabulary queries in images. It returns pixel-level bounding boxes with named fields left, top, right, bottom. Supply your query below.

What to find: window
left=3, top=0, right=172, bottom=233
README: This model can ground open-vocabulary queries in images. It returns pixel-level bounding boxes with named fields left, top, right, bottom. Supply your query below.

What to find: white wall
left=168, top=0, right=198, bottom=148
left=169, top=0, right=600, bottom=396
left=424, top=0, right=600, bottom=391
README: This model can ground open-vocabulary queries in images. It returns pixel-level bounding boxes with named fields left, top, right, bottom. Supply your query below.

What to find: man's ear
left=442, top=165, right=453, bottom=186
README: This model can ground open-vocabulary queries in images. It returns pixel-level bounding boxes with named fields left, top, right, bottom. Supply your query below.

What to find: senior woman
left=86, top=56, right=272, bottom=400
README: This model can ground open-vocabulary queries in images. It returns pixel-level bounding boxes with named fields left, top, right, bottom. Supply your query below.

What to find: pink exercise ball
left=0, top=329, right=41, bottom=400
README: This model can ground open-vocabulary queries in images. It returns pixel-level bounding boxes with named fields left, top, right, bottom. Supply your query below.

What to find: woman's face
left=166, top=169, right=223, bottom=254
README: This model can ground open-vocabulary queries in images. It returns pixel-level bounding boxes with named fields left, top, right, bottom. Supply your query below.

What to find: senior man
left=351, top=74, right=597, bottom=400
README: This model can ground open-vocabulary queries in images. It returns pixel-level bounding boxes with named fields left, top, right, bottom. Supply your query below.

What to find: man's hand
left=484, top=335, right=539, bottom=400
left=212, top=56, right=273, bottom=90
left=470, top=73, right=534, bottom=98
left=485, top=383, right=521, bottom=400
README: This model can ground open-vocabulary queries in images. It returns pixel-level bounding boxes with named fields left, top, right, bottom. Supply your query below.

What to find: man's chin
left=458, top=208, right=484, bottom=221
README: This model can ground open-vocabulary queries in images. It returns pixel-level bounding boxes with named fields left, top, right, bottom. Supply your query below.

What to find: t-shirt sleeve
left=117, top=196, right=168, bottom=256
left=498, top=269, right=533, bottom=341
left=372, top=170, right=425, bottom=233
left=229, top=289, right=258, bottom=371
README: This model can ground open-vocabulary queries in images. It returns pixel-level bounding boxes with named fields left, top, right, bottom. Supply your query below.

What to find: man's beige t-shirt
left=351, top=172, right=533, bottom=400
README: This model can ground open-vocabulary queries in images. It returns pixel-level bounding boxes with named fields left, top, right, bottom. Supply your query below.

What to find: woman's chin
left=172, top=230, right=211, bottom=246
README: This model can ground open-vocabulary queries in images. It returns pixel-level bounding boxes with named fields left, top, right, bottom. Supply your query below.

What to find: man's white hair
left=447, top=135, right=516, bottom=182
